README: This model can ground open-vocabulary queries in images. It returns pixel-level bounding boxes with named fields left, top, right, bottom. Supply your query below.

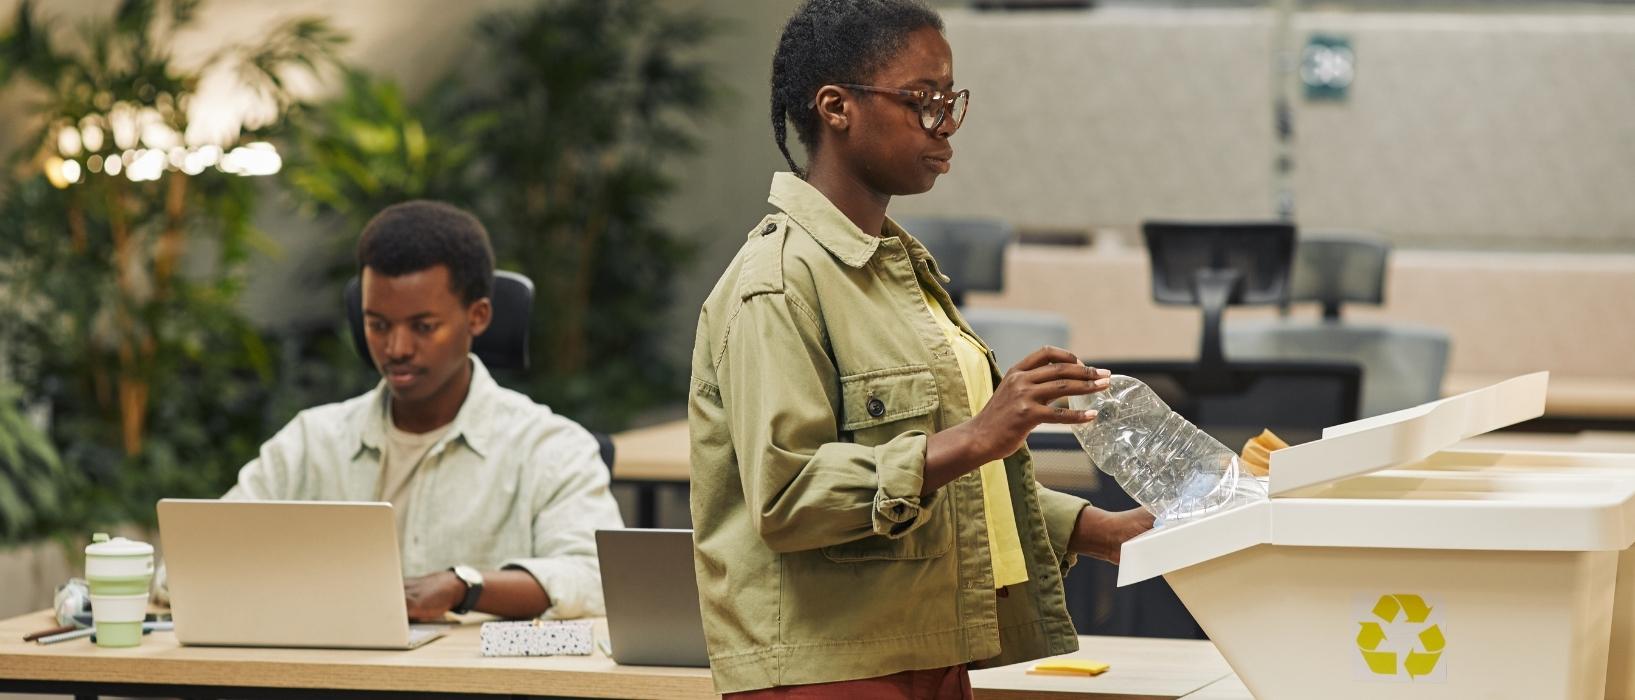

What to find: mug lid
left=85, top=534, right=153, bottom=557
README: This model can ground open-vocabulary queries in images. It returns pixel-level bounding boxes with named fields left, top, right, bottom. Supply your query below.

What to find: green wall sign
left=1302, top=34, right=1355, bottom=101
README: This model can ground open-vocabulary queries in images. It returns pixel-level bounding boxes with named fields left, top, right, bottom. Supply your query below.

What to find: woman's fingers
left=1019, top=362, right=1111, bottom=401
left=1040, top=405, right=1098, bottom=424
left=1008, top=345, right=1081, bottom=374
left=1034, top=378, right=1111, bottom=403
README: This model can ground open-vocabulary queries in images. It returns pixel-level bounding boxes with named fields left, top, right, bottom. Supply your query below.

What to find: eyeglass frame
left=812, top=84, right=971, bottom=134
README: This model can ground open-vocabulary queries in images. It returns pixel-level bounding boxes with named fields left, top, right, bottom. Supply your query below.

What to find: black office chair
left=1143, top=220, right=1296, bottom=379
left=1031, top=358, right=1361, bottom=639
left=342, top=270, right=617, bottom=470
left=1225, top=231, right=1451, bottom=417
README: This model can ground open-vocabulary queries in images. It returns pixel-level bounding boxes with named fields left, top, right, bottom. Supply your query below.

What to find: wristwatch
left=449, top=565, right=484, bottom=615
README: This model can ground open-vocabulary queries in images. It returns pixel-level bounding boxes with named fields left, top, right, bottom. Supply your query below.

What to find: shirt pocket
left=837, top=364, right=939, bottom=437
left=824, top=364, right=952, bottom=562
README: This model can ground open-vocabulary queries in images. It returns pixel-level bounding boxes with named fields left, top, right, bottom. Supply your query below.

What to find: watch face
left=453, top=565, right=482, bottom=587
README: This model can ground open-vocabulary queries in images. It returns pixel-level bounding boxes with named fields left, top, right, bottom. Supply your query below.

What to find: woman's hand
left=964, top=346, right=1110, bottom=464
left=922, top=346, right=1110, bottom=494
left=1070, top=506, right=1156, bottom=564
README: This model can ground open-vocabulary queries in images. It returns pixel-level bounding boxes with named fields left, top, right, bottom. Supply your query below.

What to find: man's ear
left=467, top=297, right=493, bottom=338
left=813, top=85, right=851, bottom=133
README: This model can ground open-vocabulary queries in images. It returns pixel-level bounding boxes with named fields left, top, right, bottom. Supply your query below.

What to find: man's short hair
left=356, top=200, right=495, bottom=304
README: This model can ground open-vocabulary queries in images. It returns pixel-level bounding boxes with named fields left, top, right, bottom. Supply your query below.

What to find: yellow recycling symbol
left=1356, top=594, right=1445, bottom=679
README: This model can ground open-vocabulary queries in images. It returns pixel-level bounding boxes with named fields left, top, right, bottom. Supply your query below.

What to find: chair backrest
left=344, top=270, right=535, bottom=372
left=1142, top=221, right=1296, bottom=308
left=1228, top=230, right=1450, bottom=417
left=893, top=216, right=1013, bottom=306
left=1141, top=221, right=1296, bottom=375
left=1225, top=322, right=1450, bottom=418
left=1287, top=231, right=1389, bottom=320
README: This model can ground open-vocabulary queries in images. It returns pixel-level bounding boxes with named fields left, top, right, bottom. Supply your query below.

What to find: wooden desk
left=608, top=420, right=691, bottom=527
left=0, top=610, right=1231, bottom=699
left=1178, top=675, right=1253, bottom=699
left=971, top=635, right=1232, bottom=700
left=609, top=420, right=692, bottom=483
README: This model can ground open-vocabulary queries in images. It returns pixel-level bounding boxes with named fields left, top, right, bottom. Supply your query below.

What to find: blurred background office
left=2, top=0, right=1633, bottom=629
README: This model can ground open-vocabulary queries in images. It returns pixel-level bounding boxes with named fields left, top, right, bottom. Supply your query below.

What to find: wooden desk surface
left=609, top=419, right=692, bottom=483
left=1178, top=674, right=1254, bottom=699
left=971, top=635, right=1232, bottom=700
left=0, top=611, right=713, bottom=699
left=0, top=610, right=1231, bottom=699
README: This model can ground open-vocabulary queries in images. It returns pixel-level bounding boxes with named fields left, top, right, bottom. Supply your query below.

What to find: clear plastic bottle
left=1068, top=375, right=1266, bottom=525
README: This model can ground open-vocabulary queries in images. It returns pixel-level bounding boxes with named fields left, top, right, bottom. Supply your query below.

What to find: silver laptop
left=158, top=499, right=442, bottom=649
left=596, top=528, right=710, bottom=666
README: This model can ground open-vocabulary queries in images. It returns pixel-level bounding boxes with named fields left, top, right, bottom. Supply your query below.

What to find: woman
left=688, top=1, right=1154, bottom=697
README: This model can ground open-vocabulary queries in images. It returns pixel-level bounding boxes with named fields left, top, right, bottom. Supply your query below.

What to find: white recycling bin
left=1381, top=446, right=1635, bottom=699
left=1117, top=372, right=1635, bottom=699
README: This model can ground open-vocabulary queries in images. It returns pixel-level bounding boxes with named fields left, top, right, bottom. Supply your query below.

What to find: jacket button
left=866, top=397, right=886, bottom=418
left=762, top=222, right=777, bottom=235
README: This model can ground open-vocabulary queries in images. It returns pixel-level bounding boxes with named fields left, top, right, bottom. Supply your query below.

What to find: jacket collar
left=767, top=172, right=882, bottom=269
left=356, top=354, right=495, bottom=459
left=766, top=172, right=953, bottom=284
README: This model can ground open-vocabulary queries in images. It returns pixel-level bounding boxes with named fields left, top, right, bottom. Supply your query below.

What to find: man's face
left=361, top=265, right=491, bottom=404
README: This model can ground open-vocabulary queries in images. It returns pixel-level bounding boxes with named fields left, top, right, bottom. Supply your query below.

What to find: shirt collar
left=356, top=354, right=497, bottom=459
left=767, top=172, right=882, bottom=269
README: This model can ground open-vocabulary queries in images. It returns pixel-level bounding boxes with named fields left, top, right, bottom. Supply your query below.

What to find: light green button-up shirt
left=222, top=355, right=623, bottom=618
left=689, top=173, right=1089, bottom=693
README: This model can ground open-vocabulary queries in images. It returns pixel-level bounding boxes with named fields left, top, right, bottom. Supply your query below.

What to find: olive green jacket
left=688, top=172, right=1090, bottom=694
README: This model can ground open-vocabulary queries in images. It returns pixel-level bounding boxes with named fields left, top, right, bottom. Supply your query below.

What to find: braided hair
left=771, top=0, right=944, bottom=178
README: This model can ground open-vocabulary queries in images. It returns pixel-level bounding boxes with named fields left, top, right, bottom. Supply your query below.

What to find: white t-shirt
left=379, top=416, right=453, bottom=537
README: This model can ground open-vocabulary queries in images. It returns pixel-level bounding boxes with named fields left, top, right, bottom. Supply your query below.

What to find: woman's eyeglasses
left=825, top=84, right=970, bottom=134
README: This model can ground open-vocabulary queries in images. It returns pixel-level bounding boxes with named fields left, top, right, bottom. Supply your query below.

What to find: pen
left=22, top=625, right=78, bottom=642
left=36, top=621, right=172, bottom=645
left=36, top=627, right=94, bottom=645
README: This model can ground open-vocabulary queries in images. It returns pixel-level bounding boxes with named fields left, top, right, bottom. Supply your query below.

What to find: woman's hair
left=770, top=0, right=944, bottom=177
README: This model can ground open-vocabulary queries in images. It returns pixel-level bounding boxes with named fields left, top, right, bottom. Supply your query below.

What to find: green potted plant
left=0, top=0, right=345, bottom=530
left=280, top=0, right=720, bottom=431
left=461, top=0, right=718, bottom=429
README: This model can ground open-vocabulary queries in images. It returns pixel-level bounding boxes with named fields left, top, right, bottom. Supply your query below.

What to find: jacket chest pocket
left=824, top=364, right=952, bottom=562
left=838, top=364, right=939, bottom=438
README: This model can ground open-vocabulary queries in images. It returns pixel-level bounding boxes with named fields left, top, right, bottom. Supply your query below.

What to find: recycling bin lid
left=1268, top=371, right=1550, bottom=496
left=1116, top=371, right=1635, bottom=586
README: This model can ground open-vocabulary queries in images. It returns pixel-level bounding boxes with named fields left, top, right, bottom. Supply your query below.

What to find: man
left=210, top=200, right=623, bottom=620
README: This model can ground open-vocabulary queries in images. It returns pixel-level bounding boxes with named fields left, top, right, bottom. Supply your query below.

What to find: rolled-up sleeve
left=720, top=290, right=941, bottom=554
left=502, top=426, right=625, bottom=619
left=1036, top=485, right=1089, bottom=576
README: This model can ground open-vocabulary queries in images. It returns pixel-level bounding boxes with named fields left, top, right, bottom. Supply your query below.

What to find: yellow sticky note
left=1028, top=659, right=1110, bottom=676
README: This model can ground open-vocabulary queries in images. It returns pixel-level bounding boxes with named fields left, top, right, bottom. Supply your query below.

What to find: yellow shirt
left=920, top=286, right=1029, bottom=588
